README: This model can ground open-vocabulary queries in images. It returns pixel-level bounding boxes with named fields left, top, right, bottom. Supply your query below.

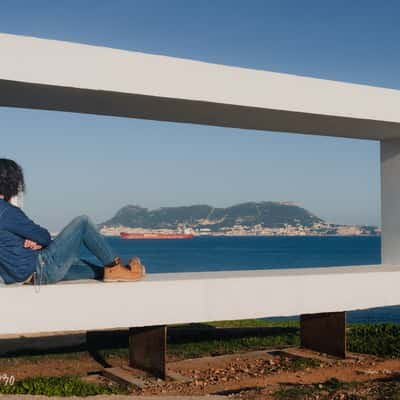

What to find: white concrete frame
left=0, top=33, right=399, bottom=334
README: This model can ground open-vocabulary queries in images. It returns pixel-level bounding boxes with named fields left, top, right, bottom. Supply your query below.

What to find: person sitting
left=0, top=159, right=145, bottom=286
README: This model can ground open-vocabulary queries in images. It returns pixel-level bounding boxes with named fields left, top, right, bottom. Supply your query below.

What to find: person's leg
left=62, top=258, right=103, bottom=281
left=39, top=215, right=117, bottom=283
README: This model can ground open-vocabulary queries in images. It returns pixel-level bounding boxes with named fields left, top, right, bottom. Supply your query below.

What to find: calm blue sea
left=85, top=236, right=400, bottom=324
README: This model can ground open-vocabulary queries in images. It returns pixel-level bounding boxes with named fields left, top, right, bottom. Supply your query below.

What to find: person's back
left=0, top=199, right=51, bottom=283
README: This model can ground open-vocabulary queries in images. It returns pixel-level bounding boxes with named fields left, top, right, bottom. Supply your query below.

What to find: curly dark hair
left=0, top=159, right=25, bottom=201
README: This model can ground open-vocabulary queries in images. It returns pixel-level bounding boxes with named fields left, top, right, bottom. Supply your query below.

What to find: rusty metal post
left=128, top=325, right=167, bottom=379
left=300, top=311, right=346, bottom=358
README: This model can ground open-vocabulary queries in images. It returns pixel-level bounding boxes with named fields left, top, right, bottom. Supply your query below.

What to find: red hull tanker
left=120, top=232, right=194, bottom=239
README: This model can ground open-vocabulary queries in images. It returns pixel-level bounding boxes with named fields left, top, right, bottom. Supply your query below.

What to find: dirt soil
left=2, top=348, right=400, bottom=399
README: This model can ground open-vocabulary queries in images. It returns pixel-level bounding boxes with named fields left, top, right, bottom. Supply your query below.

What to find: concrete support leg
left=300, top=312, right=346, bottom=358
left=381, top=140, right=400, bottom=264
left=128, top=325, right=167, bottom=379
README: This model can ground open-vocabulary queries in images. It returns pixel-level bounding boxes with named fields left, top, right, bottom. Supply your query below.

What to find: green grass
left=281, top=354, right=320, bottom=371
left=0, top=376, right=128, bottom=396
left=274, top=378, right=362, bottom=400
left=348, top=323, right=400, bottom=357
left=206, top=319, right=299, bottom=328
left=274, top=384, right=317, bottom=400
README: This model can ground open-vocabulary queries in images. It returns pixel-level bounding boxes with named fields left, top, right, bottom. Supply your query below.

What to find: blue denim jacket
left=0, top=199, right=51, bottom=284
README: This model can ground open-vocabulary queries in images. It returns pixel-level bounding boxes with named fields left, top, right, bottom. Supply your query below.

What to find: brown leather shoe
left=103, top=257, right=146, bottom=282
left=128, top=256, right=146, bottom=277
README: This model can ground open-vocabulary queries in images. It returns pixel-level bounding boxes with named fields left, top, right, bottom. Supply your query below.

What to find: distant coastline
left=100, top=224, right=380, bottom=238
left=99, top=202, right=380, bottom=238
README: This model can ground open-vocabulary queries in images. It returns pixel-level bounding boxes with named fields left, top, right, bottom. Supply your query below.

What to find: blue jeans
left=36, top=215, right=116, bottom=284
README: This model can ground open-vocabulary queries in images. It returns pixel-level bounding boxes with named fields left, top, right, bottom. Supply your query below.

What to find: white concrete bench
left=1, top=265, right=398, bottom=335
left=1, top=265, right=399, bottom=377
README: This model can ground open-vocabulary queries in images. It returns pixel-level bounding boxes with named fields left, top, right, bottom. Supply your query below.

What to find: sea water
left=82, top=235, right=400, bottom=323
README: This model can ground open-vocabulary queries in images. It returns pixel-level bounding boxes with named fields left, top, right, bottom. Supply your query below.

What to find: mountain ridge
left=99, top=201, right=324, bottom=231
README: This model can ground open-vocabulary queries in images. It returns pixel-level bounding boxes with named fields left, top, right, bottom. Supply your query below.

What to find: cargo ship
left=120, top=232, right=194, bottom=239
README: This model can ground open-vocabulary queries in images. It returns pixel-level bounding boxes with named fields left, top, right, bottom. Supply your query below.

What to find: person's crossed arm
left=23, top=239, right=43, bottom=250
left=1, top=205, right=51, bottom=250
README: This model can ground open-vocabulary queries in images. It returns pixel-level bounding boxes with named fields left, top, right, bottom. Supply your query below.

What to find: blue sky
left=1, top=0, right=397, bottom=230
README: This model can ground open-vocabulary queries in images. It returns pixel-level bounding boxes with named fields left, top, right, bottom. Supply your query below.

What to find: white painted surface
left=381, top=140, right=400, bottom=264
left=0, top=265, right=398, bottom=335
left=1, top=33, right=400, bottom=139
